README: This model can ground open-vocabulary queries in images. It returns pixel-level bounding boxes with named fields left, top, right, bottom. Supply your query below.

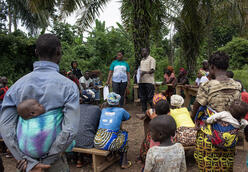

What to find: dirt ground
left=2, top=104, right=248, bottom=172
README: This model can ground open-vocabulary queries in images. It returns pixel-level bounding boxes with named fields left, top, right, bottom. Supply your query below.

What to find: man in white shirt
left=79, top=71, right=93, bottom=90
left=139, top=48, right=156, bottom=113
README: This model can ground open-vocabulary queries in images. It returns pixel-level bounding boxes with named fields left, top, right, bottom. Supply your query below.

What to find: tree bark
left=8, top=3, right=12, bottom=33
left=13, top=10, right=17, bottom=31
left=131, top=0, right=151, bottom=69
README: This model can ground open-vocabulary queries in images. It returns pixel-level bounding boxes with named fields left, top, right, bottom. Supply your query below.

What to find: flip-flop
left=76, top=161, right=83, bottom=168
left=121, top=161, right=132, bottom=169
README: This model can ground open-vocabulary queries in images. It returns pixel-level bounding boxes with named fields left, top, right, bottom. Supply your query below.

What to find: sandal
left=121, top=161, right=132, bottom=169
left=76, top=161, right=83, bottom=168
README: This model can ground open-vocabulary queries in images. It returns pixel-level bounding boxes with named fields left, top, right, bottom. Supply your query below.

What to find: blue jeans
left=112, top=81, right=127, bottom=106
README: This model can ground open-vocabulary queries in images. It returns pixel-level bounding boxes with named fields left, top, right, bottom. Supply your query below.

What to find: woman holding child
left=192, top=51, right=243, bottom=171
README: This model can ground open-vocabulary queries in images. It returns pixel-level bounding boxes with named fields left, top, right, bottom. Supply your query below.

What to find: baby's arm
left=206, top=112, right=227, bottom=124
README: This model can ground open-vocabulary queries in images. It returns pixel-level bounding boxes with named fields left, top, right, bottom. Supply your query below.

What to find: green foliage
left=233, top=66, right=248, bottom=91
left=58, top=20, right=134, bottom=81
left=218, top=37, right=248, bottom=69
left=0, top=30, right=36, bottom=84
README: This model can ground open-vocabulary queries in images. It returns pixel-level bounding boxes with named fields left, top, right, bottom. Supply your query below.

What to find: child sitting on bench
left=170, top=95, right=197, bottom=146
left=16, top=99, right=74, bottom=158
left=144, top=115, right=186, bottom=172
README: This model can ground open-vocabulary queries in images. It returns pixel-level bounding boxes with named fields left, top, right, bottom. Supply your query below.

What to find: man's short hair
left=36, top=34, right=61, bottom=59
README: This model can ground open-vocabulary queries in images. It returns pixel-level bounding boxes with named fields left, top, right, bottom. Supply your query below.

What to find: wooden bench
left=184, top=146, right=196, bottom=151
left=72, top=147, right=119, bottom=172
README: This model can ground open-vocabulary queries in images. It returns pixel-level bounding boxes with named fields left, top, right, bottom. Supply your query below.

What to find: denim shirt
left=0, top=61, right=80, bottom=171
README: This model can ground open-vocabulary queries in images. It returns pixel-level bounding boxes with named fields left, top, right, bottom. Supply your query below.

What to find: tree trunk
left=238, top=0, right=248, bottom=38
left=8, top=3, right=12, bottom=33
left=13, top=10, right=17, bottom=31
left=131, top=0, right=151, bottom=69
left=168, top=40, right=174, bottom=66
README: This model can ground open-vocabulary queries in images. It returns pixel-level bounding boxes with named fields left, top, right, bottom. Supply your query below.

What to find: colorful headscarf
left=153, top=93, right=167, bottom=105
left=82, top=89, right=95, bottom=103
left=171, top=95, right=184, bottom=107
left=167, top=66, right=174, bottom=72
left=179, top=68, right=187, bottom=75
left=107, top=92, right=121, bottom=106
left=199, top=69, right=207, bottom=76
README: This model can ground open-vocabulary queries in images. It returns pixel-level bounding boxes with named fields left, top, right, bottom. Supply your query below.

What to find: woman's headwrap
left=82, top=89, right=95, bottom=103
left=171, top=95, right=184, bottom=108
left=199, top=69, right=207, bottom=76
left=153, top=93, right=167, bottom=105
left=107, top=92, right=121, bottom=106
left=180, top=68, right=187, bottom=75
left=167, top=66, right=174, bottom=72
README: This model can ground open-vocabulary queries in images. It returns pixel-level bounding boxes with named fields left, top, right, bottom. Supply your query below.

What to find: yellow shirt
left=170, top=108, right=195, bottom=128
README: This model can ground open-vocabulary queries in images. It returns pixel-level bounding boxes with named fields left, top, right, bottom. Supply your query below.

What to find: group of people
left=0, top=33, right=248, bottom=172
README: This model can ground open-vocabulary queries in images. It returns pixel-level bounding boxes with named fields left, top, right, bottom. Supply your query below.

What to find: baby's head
left=149, top=115, right=176, bottom=142
left=229, top=100, right=248, bottom=121
left=170, top=95, right=184, bottom=109
left=17, top=99, right=45, bottom=120
left=155, top=100, right=170, bottom=115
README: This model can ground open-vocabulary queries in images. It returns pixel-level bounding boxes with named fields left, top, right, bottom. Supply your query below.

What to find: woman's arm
left=106, top=71, right=113, bottom=85
left=127, top=72, right=130, bottom=86
left=192, top=101, right=201, bottom=120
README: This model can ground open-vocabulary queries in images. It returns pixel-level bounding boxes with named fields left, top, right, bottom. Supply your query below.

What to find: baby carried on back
left=16, top=99, right=74, bottom=159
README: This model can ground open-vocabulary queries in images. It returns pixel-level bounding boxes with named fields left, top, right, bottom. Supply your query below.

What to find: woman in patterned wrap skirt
left=94, top=92, right=131, bottom=169
left=192, top=51, right=242, bottom=171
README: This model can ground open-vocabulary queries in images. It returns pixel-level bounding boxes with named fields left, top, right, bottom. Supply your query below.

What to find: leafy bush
left=0, top=30, right=36, bottom=84
left=218, top=37, right=248, bottom=69
left=233, top=65, right=248, bottom=91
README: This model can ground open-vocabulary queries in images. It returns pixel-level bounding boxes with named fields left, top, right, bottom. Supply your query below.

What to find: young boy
left=144, top=115, right=186, bottom=172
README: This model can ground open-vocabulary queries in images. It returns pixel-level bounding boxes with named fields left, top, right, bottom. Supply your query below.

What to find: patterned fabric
left=194, top=131, right=235, bottom=171
left=196, top=79, right=241, bottom=113
left=17, top=108, right=75, bottom=158
left=195, top=106, right=239, bottom=149
left=152, top=93, right=166, bottom=105
left=144, top=143, right=187, bottom=172
left=94, top=128, right=128, bottom=153
left=174, top=126, right=197, bottom=146
left=107, top=92, right=121, bottom=105
left=167, top=66, right=174, bottom=72
left=140, top=131, right=152, bottom=162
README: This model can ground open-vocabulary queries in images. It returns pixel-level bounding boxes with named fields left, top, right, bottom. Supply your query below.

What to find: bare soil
left=2, top=104, right=248, bottom=172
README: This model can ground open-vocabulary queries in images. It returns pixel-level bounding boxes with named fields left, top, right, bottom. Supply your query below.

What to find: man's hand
left=94, top=86, right=99, bottom=90
left=16, top=159, right=27, bottom=172
left=140, top=71, right=147, bottom=77
left=30, top=163, right=51, bottom=172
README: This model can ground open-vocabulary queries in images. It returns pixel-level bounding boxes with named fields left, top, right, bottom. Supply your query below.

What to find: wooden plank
left=184, top=146, right=196, bottom=151
left=97, top=155, right=120, bottom=172
left=72, top=148, right=110, bottom=156
left=133, top=84, right=139, bottom=103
